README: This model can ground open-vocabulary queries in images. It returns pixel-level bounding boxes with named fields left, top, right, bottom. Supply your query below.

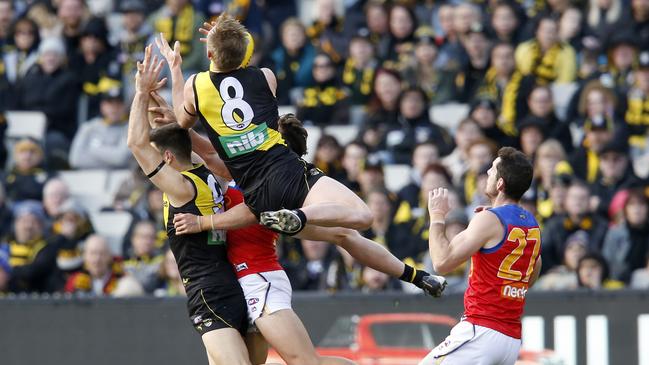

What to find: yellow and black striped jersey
left=163, top=164, right=233, bottom=289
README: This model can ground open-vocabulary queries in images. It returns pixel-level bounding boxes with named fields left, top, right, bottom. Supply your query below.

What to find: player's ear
left=496, top=177, right=505, bottom=192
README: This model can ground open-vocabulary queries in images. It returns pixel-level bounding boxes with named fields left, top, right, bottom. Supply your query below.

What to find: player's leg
left=202, top=328, right=252, bottom=365
left=255, top=309, right=356, bottom=365
left=295, top=225, right=447, bottom=296
left=260, top=176, right=373, bottom=233
left=245, top=332, right=269, bottom=365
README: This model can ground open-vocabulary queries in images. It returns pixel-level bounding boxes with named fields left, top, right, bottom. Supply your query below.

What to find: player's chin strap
left=209, top=32, right=255, bottom=72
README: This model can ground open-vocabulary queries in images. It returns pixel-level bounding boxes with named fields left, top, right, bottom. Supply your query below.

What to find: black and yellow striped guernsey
left=193, top=66, right=289, bottom=190
left=163, top=164, right=234, bottom=289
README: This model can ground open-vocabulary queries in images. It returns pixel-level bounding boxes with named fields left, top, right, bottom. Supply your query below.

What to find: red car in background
left=267, top=313, right=563, bottom=365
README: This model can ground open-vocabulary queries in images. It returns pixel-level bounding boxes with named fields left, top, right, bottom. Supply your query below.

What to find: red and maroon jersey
left=225, top=185, right=282, bottom=278
left=463, top=204, right=541, bottom=339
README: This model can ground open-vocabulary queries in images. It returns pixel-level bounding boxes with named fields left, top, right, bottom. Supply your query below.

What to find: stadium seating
left=89, top=211, right=133, bottom=255
left=5, top=111, right=47, bottom=141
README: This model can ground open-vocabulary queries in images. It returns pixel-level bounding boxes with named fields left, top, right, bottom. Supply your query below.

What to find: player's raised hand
left=198, top=21, right=216, bottom=43
left=135, top=44, right=167, bottom=93
left=173, top=213, right=202, bottom=235
left=428, top=188, right=450, bottom=217
left=155, top=32, right=182, bottom=69
left=148, top=91, right=176, bottom=126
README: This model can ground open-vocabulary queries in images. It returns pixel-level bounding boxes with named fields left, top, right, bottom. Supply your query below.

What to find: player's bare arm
left=127, top=45, right=194, bottom=207
left=427, top=187, right=503, bottom=275
left=155, top=33, right=197, bottom=129
left=261, top=68, right=277, bottom=97
left=173, top=203, right=258, bottom=235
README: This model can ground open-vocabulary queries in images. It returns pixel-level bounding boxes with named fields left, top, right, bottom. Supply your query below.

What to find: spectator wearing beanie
left=69, top=17, right=122, bottom=122
left=3, top=201, right=58, bottom=293
left=69, top=87, right=131, bottom=169
left=4, top=138, right=48, bottom=202
left=12, top=38, right=79, bottom=166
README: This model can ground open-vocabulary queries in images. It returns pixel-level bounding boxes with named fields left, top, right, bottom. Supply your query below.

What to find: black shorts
left=244, top=157, right=325, bottom=218
left=187, top=283, right=248, bottom=336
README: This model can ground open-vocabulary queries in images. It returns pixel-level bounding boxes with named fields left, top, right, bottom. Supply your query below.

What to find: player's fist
left=428, top=188, right=450, bottom=218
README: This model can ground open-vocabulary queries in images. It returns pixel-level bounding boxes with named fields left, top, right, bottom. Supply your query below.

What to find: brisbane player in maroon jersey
left=422, top=147, right=542, bottom=365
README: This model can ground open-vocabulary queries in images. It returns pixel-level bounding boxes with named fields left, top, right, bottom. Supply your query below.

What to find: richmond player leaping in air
left=148, top=92, right=356, bottom=365
left=421, top=147, right=542, bottom=365
left=128, top=45, right=262, bottom=365
left=155, top=14, right=445, bottom=296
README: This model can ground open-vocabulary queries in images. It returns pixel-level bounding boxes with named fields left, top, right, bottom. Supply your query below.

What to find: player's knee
left=347, top=206, right=372, bottom=230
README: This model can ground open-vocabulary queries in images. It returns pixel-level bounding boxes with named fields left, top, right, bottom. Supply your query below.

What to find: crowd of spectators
left=1, top=0, right=649, bottom=297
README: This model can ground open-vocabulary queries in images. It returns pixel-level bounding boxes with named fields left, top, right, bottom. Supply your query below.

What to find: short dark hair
left=278, top=114, right=308, bottom=157
left=149, top=124, right=192, bottom=164
left=495, top=147, right=533, bottom=201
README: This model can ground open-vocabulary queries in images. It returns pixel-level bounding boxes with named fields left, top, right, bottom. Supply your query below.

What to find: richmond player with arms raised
left=156, top=14, right=446, bottom=296
left=127, top=45, right=254, bottom=365
left=421, top=147, right=542, bottom=365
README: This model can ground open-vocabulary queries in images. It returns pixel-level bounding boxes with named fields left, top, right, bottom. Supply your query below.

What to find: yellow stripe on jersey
left=181, top=169, right=223, bottom=216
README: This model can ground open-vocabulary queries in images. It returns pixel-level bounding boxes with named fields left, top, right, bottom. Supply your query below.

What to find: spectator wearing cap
left=296, top=53, right=350, bottom=127
left=116, top=0, right=152, bottom=101
left=3, top=17, right=41, bottom=85
left=4, top=138, right=48, bottom=202
left=69, top=88, right=131, bottom=169
left=123, top=220, right=163, bottom=293
left=469, top=98, right=515, bottom=147
left=342, top=29, right=377, bottom=106
left=148, top=0, right=206, bottom=73
left=515, top=16, right=577, bottom=84
left=268, top=18, right=316, bottom=105
left=306, top=0, right=348, bottom=64
left=624, top=51, right=649, bottom=147
left=535, top=230, right=588, bottom=290
left=56, top=0, right=88, bottom=59
left=451, top=23, right=490, bottom=103
left=387, top=87, right=453, bottom=164
left=3, top=201, right=58, bottom=293
left=541, top=181, right=608, bottom=273
left=577, top=252, right=624, bottom=290
left=599, top=31, right=638, bottom=96
left=398, top=142, right=440, bottom=207
left=69, top=17, right=122, bottom=121
left=50, top=200, right=93, bottom=280
left=64, top=234, right=124, bottom=296
left=567, top=104, right=615, bottom=183
left=602, top=188, right=649, bottom=283
left=12, top=37, right=79, bottom=165
left=401, top=26, right=456, bottom=104
left=591, top=140, right=641, bottom=218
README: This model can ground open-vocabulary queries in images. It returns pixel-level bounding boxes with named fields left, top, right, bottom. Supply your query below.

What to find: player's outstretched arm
left=427, top=188, right=503, bottom=275
left=127, top=45, right=194, bottom=207
left=173, top=203, right=258, bottom=235
left=155, top=33, right=197, bottom=129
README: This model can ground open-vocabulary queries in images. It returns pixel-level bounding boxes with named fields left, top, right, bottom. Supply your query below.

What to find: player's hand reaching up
left=135, top=44, right=167, bottom=93
left=198, top=21, right=216, bottom=43
left=428, top=188, right=450, bottom=220
left=155, top=33, right=182, bottom=69
left=148, top=91, right=177, bottom=127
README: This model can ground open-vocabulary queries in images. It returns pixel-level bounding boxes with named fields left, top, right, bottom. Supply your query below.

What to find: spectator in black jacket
left=3, top=201, right=58, bottom=293
left=541, top=180, right=609, bottom=273
left=13, top=37, right=79, bottom=167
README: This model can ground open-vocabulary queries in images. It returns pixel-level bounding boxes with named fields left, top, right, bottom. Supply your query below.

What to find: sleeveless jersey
left=224, top=184, right=282, bottom=279
left=193, top=66, right=289, bottom=190
left=463, top=204, right=541, bottom=339
left=162, top=165, right=234, bottom=290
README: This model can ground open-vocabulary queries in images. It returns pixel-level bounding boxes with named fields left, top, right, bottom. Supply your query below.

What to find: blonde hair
left=577, top=80, right=617, bottom=116
left=207, top=13, right=249, bottom=72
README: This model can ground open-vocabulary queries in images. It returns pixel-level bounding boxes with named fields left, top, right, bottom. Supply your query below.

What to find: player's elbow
left=432, top=259, right=454, bottom=276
